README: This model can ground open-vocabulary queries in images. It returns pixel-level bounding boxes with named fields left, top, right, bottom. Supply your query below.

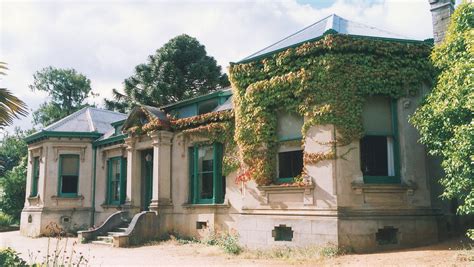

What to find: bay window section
left=360, top=96, right=400, bottom=184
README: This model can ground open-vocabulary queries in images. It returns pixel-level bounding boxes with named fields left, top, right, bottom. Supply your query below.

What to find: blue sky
left=0, top=0, right=434, bottom=135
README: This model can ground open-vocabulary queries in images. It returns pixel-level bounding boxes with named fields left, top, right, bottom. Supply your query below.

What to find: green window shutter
left=213, top=143, right=224, bottom=204
left=31, top=157, right=39, bottom=197
left=120, top=158, right=127, bottom=204
left=189, top=146, right=197, bottom=204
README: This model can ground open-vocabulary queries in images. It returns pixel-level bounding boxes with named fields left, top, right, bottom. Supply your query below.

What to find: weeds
left=242, top=244, right=351, bottom=262
left=0, top=212, right=13, bottom=227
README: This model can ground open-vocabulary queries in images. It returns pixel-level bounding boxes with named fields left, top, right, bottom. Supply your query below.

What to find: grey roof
left=43, top=107, right=127, bottom=134
left=213, top=96, right=233, bottom=112
left=142, top=105, right=168, bottom=121
left=240, top=14, right=414, bottom=62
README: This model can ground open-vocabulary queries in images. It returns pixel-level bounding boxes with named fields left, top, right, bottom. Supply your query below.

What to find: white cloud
left=0, top=0, right=434, bottom=133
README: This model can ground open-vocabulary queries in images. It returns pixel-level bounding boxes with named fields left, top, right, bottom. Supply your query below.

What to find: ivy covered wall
left=229, top=33, right=434, bottom=186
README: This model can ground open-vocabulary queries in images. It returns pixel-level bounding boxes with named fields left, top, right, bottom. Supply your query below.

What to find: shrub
left=0, top=212, right=13, bottom=227
left=0, top=248, right=27, bottom=267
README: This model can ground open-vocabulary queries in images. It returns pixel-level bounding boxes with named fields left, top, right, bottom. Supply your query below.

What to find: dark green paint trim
left=162, top=90, right=232, bottom=111
left=111, top=119, right=126, bottom=127
left=25, top=131, right=102, bottom=144
left=91, top=147, right=97, bottom=227
left=93, top=134, right=127, bottom=148
left=107, top=156, right=126, bottom=205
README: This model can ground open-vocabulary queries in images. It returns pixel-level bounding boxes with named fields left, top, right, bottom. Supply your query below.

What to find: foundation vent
left=272, top=224, right=293, bottom=241
left=196, top=221, right=207, bottom=229
left=376, top=226, right=398, bottom=245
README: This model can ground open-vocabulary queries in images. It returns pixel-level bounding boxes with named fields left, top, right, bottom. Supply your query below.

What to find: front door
left=141, top=150, right=153, bottom=211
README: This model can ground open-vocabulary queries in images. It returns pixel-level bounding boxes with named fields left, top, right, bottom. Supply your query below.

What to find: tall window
left=107, top=157, right=127, bottom=205
left=276, top=112, right=304, bottom=183
left=360, top=96, right=399, bottom=183
left=189, top=143, right=224, bottom=204
left=58, top=154, right=80, bottom=197
left=30, top=157, right=40, bottom=197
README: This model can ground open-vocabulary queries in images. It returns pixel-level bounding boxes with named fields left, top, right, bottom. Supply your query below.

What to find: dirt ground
left=1, top=231, right=472, bottom=266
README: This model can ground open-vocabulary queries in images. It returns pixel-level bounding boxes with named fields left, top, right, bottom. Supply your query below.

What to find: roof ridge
left=86, top=108, right=96, bottom=132
left=88, top=106, right=126, bottom=116
left=242, top=14, right=334, bottom=61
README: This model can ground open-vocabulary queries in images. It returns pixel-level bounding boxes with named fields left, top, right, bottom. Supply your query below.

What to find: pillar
left=148, top=131, right=173, bottom=211
left=123, top=137, right=141, bottom=214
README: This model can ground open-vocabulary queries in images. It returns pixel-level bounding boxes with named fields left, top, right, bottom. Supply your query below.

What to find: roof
left=43, top=107, right=127, bottom=134
left=161, top=87, right=232, bottom=111
left=26, top=107, right=127, bottom=144
left=239, top=14, right=418, bottom=63
left=213, top=95, right=233, bottom=112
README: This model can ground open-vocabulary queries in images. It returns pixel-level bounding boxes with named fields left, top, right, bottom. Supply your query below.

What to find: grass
left=241, top=243, right=351, bottom=263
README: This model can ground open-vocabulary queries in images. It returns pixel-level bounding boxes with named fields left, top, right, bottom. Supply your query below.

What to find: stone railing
left=78, top=211, right=128, bottom=242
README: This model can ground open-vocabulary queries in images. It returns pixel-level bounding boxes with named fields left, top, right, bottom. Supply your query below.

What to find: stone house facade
left=20, top=12, right=459, bottom=252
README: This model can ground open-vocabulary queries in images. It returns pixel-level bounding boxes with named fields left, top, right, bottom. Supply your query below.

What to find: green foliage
left=203, top=231, right=242, bottom=255
left=0, top=157, right=27, bottom=221
left=0, top=248, right=27, bottom=267
left=29, top=66, right=94, bottom=126
left=0, top=128, right=30, bottom=177
left=105, top=34, right=229, bottom=112
left=0, top=62, right=28, bottom=129
left=410, top=2, right=473, bottom=216
left=229, top=34, right=434, bottom=185
left=0, top=212, right=13, bottom=227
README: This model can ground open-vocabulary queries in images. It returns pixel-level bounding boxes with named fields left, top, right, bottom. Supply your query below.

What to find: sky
left=0, top=0, right=435, bottom=134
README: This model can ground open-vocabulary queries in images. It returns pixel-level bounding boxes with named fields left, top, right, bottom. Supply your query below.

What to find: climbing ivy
left=229, top=33, right=434, bottom=186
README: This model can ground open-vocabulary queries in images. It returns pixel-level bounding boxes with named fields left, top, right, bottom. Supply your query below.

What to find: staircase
left=91, top=218, right=130, bottom=246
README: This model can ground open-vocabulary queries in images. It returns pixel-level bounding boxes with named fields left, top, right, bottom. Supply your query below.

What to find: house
left=21, top=12, right=457, bottom=252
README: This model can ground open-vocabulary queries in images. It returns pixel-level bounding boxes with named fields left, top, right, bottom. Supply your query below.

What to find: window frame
left=276, top=137, right=303, bottom=184
left=57, top=154, right=80, bottom=197
left=361, top=98, right=400, bottom=184
left=107, top=156, right=127, bottom=205
left=30, top=156, right=40, bottom=197
left=189, top=143, right=224, bottom=204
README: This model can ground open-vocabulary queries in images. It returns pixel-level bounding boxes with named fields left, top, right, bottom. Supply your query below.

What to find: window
left=107, top=157, right=127, bottom=205
left=58, top=154, right=80, bottom=197
left=198, top=99, right=218, bottom=115
left=360, top=96, right=399, bottom=183
left=189, top=143, right=224, bottom=204
left=276, top=112, right=304, bottom=183
left=278, top=150, right=303, bottom=182
left=277, top=112, right=304, bottom=141
left=30, top=157, right=40, bottom=197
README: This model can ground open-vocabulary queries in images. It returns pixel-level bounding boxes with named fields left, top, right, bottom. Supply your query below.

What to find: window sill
left=182, top=200, right=230, bottom=209
left=51, top=195, right=84, bottom=200
left=100, top=203, right=123, bottom=209
left=351, top=182, right=417, bottom=195
left=28, top=195, right=39, bottom=200
left=257, top=183, right=315, bottom=193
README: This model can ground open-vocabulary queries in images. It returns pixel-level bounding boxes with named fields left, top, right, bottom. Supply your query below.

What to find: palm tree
left=0, top=62, right=28, bottom=128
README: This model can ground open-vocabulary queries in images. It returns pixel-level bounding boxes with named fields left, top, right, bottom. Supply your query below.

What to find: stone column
left=123, top=137, right=140, bottom=214
left=148, top=131, right=173, bottom=211
left=428, top=0, right=454, bottom=44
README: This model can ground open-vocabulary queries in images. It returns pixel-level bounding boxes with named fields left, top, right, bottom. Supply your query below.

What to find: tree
left=0, top=157, right=26, bottom=221
left=0, top=62, right=28, bottom=128
left=411, top=2, right=473, bottom=228
left=105, top=34, right=229, bottom=112
left=30, top=67, right=94, bottom=126
left=0, top=128, right=30, bottom=177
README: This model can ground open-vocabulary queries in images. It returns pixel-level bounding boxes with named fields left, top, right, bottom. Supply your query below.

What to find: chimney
left=428, top=0, right=455, bottom=44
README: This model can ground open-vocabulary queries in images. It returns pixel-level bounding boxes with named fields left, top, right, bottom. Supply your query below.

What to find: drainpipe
left=90, top=146, right=97, bottom=227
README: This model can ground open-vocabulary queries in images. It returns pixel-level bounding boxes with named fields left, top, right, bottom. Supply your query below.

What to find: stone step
left=97, top=236, right=113, bottom=243
left=117, top=227, right=129, bottom=232
left=91, top=240, right=112, bottom=246
left=107, top=231, right=126, bottom=236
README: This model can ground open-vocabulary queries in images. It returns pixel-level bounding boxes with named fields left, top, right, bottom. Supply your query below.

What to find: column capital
left=124, top=136, right=136, bottom=150
left=148, top=130, right=173, bottom=146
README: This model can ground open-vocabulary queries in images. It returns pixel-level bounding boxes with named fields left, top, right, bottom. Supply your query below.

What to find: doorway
left=141, top=149, right=153, bottom=211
